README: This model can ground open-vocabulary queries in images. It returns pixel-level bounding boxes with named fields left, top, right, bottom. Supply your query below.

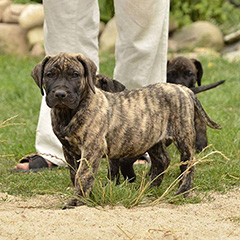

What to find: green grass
left=0, top=54, right=240, bottom=208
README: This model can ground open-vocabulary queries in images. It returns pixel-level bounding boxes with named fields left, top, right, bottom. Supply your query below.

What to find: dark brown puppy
left=31, top=53, right=221, bottom=208
left=96, top=74, right=126, bottom=93
left=167, top=56, right=224, bottom=151
left=167, top=56, right=225, bottom=92
left=167, top=56, right=203, bottom=88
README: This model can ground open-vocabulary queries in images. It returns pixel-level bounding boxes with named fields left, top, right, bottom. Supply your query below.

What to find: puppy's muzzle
left=54, top=89, right=67, bottom=100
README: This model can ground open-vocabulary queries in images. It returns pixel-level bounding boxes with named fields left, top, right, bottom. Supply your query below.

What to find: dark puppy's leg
left=195, top=117, right=207, bottom=152
left=108, top=159, right=120, bottom=184
left=148, top=141, right=171, bottom=187
left=119, top=158, right=137, bottom=183
left=108, top=158, right=137, bottom=183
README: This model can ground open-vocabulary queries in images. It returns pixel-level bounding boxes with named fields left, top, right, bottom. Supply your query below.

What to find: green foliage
left=99, top=0, right=114, bottom=22
left=170, top=0, right=240, bottom=34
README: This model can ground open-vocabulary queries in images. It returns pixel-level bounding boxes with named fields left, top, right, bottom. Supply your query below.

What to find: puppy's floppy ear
left=77, top=54, right=97, bottom=94
left=31, top=56, right=51, bottom=95
left=191, top=59, right=203, bottom=86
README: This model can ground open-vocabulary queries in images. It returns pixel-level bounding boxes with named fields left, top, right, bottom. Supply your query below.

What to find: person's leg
left=113, top=0, right=169, bottom=89
left=43, top=0, right=100, bottom=64
left=16, top=0, right=100, bottom=170
left=113, top=0, right=169, bottom=171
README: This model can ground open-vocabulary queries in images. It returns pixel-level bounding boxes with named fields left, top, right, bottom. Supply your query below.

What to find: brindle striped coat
left=31, top=53, right=221, bottom=208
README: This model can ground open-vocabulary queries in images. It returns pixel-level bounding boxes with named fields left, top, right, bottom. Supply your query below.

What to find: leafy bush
left=229, top=0, right=240, bottom=7
left=170, top=0, right=240, bottom=34
left=99, top=0, right=240, bottom=33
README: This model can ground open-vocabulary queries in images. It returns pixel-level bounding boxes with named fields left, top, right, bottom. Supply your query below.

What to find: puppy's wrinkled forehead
left=168, top=57, right=195, bottom=72
left=46, top=53, right=84, bottom=72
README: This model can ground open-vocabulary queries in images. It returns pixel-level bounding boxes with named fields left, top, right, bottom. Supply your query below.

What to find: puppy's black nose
left=55, top=90, right=67, bottom=99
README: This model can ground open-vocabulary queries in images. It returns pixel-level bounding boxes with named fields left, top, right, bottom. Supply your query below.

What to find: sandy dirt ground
left=0, top=189, right=240, bottom=240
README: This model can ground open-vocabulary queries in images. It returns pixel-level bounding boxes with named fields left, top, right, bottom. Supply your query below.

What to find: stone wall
left=0, top=0, right=44, bottom=56
left=1, top=0, right=240, bottom=61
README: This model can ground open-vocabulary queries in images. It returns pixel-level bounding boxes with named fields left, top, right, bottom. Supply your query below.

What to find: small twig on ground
left=0, top=115, right=24, bottom=129
left=116, top=225, right=134, bottom=240
left=148, top=227, right=179, bottom=240
left=0, top=154, right=14, bottom=158
left=226, top=174, right=239, bottom=180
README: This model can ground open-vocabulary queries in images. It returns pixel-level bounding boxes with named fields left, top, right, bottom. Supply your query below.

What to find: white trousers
left=36, top=0, right=169, bottom=166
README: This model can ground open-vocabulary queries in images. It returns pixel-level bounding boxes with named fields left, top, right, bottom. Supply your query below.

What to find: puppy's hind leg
left=174, top=138, right=195, bottom=197
left=148, top=141, right=171, bottom=187
left=195, top=117, right=208, bottom=152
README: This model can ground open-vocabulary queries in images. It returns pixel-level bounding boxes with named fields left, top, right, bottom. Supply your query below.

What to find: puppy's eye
left=184, top=70, right=194, bottom=77
left=72, top=72, right=80, bottom=78
left=167, top=71, right=176, bottom=78
left=46, top=72, right=53, bottom=78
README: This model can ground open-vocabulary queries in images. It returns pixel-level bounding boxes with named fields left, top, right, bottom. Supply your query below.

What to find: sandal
left=11, top=154, right=57, bottom=173
left=139, top=153, right=150, bottom=163
left=133, top=153, right=151, bottom=165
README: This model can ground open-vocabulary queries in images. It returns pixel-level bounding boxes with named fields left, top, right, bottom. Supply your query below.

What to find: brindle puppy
left=31, top=53, right=221, bottom=208
left=96, top=68, right=224, bottom=183
left=167, top=56, right=224, bottom=151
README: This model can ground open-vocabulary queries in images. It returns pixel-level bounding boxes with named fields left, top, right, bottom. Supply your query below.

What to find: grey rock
left=30, top=42, right=45, bottom=57
left=19, top=4, right=44, bottom=30
left=27, top=27, right=43, bottom=47
left=223, top=50, right=240, bottom=62
left=0, top=23, right=29, bottom=55
left=224, top=29, right=240, bottom=44
left=171, top=21, right=224, bottom=52
left=0, top=0, right=11, bottom=21
left=2, top=4, right=26, bottom=23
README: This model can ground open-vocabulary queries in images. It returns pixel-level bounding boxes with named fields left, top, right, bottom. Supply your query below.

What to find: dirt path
left=0, top=189, right=240, bottom=240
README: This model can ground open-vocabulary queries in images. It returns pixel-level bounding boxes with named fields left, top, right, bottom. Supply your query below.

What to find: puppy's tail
left=191, top=80, right=225, bottom=94
left=192, top=95, right=222, bottom=130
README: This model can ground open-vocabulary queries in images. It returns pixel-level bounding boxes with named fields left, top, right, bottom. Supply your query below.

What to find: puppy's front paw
left=62, top=197, right=85, bottom=210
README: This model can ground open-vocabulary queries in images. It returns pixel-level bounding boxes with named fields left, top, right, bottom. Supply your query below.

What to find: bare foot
left=133, top=159, right=148, bottom=165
